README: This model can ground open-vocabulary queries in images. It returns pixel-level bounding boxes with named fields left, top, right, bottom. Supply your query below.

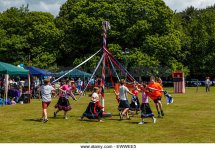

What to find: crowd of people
left=114, top=77, right=164, bottom=125
left=38, top=75, right=166, bottom=125
left=1, top=74, right=213, bottom=124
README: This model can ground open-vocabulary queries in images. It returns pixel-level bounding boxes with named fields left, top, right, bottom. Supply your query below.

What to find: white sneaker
left=64, top=117, right=68, bottom=120
left=138, top=121, right=144, bottom=125
left=153, top=118, right=156, bottom=123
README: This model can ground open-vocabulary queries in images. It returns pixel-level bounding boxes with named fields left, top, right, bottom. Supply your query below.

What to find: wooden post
left=4, top=74, right=9, bottom=105
left=28, top=74, right=31, bottom=103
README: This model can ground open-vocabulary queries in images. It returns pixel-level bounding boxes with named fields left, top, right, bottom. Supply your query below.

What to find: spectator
left=76, top=78, right=83, bottom=92
left=205, top=77, right=211, bottom=93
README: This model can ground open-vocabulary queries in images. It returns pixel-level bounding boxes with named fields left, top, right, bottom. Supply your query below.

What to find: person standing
left=118, top=79, right=134, bottom=120
left=138, top=83, right=156, bottom=124
left=77, top=78, right=83, bottom=92
left=205, top=77, right=211, bottom=93
left=130, top=82, right=140, bottom=114
left=147, top=76, right=164, bottom=118
left=54, top=80, right=76, bottom=119
left=40, top=78, right=55, bottom=123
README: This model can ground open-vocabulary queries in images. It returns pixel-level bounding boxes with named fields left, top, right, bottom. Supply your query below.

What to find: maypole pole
left=101, top=21, right=111, bottom=117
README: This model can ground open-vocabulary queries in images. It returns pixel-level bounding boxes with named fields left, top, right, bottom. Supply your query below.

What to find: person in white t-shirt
left=118, top=79, right=134, bottom=120
left=40, top=78, right=55, bottom=123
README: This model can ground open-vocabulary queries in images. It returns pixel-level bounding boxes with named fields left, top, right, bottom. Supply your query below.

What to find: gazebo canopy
left=55, top=69, right=92, bottom=78
left=25, top=66, right=52, bottom=77
left=0, top=61, right=29, bottom=75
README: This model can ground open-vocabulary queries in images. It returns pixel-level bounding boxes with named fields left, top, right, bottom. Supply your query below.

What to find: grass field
left=0, top=87, right=215, bottom=143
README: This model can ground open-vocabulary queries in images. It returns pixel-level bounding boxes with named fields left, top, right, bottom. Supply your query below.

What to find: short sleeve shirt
left=60, top=85, right=71, bottom=98
left=40, top=85, right=54, bottom=102
left=119, top=85, right=129, bottom=101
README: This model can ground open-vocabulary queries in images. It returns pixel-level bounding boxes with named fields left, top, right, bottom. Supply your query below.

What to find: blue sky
left=0, top=0, right=215, bottom=16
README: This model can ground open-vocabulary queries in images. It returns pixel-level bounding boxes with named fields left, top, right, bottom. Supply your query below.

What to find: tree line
left=0, top=0, right=215, bottom=79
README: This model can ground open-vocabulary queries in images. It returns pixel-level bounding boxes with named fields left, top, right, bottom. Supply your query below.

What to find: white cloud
left=29, top=0, right=66, bottom=16
left=0, top=0, right=67, bottom=16
left=0, top=0, right=25, bottom=12
left=0, top=0, right=215, bottom=16
left=164, top=0, right=215, bottom=12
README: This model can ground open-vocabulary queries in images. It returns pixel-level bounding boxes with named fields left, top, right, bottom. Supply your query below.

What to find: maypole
left=101, top=21, right=111, bottom=116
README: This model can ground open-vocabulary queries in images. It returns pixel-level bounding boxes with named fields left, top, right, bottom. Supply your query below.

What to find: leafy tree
left=0, top=6, right=61, bottom=70
left=56, top=0, right=183, bottom=77
left=178, top=5, right=215, bottom=78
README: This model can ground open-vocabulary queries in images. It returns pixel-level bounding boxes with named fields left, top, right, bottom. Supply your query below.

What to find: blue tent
left=25, top=66, right=52, bottom=77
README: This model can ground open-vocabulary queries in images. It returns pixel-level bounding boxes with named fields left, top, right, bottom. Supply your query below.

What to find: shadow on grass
left=79, top=119, right=101, bottom=122
left=23, top=118, right=42, bottom=122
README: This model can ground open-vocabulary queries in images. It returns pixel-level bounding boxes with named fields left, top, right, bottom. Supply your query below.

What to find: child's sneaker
left=161, top=111, right=164, bottom=116
left=80, top=116, right=84, bottom=121
left=119, top=112, right=123, bottom=120
left=43, top=119, right=48, bottom=123
left=138, top=121, right=144, bottom=125
left=131, top=111, right=134, bottom=117
left=64, top=116, right=68, bottom=120
left=53, top=112, right=57, bottom=118
left=158, top=114, right=162, bottom=118
left=126, top=117, right=131, bottom=120
left=152, top=117, right=156, bottom=123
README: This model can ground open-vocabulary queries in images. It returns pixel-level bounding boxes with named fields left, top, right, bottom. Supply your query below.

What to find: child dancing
left=130, top=82, right=140, bottom=114
left=54, top=80, right=76, bottom=119
left=80, top=87, right=104, bottom=122
left=138, top=83, right=156, bottom=125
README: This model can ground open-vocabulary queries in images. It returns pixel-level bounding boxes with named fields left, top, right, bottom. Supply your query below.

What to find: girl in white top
left=80, top=87, right=104, bottom=122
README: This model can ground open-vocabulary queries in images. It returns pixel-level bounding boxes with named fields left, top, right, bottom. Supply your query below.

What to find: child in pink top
left=54, top=80, right=76, bottom=119
left=138, top=83, right=156, bottom=125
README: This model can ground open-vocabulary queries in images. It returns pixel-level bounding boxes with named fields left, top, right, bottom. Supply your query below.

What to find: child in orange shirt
left=147, top=76, right=164, bottom=118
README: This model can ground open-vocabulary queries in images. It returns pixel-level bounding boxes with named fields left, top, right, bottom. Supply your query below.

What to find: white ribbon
left=52, top=48, right=102, bottom=83
left=78, top=54, right=105, bottom=100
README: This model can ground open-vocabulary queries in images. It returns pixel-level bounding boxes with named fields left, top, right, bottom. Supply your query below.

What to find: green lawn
left=0, top=87, right=214, bottom=143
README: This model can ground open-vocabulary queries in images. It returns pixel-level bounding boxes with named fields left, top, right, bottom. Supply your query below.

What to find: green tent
left=0, top=61, right=29, bottom=104
left=0, top=61, right=29, bottom=75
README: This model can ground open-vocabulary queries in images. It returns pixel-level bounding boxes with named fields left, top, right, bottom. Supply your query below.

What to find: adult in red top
left=147, top=76, right=164, bottom=118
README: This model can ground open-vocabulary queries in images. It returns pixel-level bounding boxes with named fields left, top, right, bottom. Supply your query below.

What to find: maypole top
left=102, top=21, right=111, bottom=32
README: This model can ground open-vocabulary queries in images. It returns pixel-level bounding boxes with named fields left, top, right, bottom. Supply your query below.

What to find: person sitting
left=80, top=87, right=104, bottom=122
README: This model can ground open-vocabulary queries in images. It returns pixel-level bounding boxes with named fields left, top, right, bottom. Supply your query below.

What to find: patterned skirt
left=140, top=103, right=154, bottom=118
left=82, top=102, right=103, bottom=119
left=55, top=97, right=72, bottom=111
left=130, top=97, right=140, bottom=111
